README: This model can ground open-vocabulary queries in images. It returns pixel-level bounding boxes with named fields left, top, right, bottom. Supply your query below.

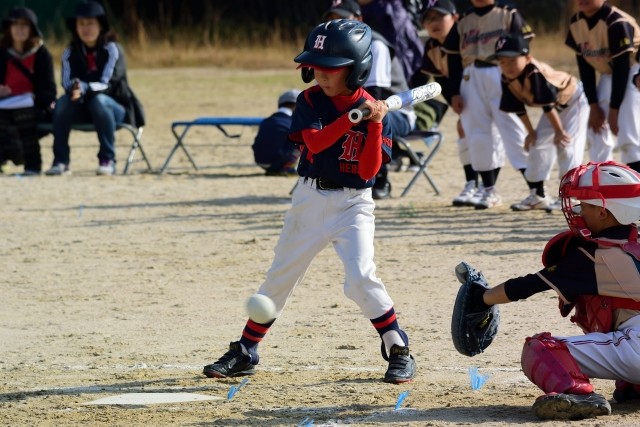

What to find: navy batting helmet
left=294, top=19, right=372, bottom=91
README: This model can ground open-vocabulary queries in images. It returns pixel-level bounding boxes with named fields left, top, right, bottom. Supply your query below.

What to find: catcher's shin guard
left=521, top=332, right=593, bottom=394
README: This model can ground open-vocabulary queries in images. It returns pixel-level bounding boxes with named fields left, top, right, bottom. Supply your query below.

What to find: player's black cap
left=487, top=33, right=530, bottom=61
left=421, top=0, right=457, bottom=18
left=323, top=0, right=362, bottom=21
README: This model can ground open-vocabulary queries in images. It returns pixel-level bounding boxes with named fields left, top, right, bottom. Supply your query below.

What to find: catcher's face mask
left=560, top=161, right=640, bottom=237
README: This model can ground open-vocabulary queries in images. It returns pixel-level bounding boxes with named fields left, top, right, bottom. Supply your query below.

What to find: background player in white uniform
left=413, top=0, right=482, bottom=207
left=491, top=33, right=589, bottom=212
left=453, top=0, right=534, bottom=209
left=565, top=0, right=640, bottom=170
left=475, top=161, right=640, bottom=420
left=203, top=19, right=416, bottom=384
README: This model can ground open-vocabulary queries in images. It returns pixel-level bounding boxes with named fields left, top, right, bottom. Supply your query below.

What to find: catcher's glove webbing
left=451, top=262, right=500, bottom=357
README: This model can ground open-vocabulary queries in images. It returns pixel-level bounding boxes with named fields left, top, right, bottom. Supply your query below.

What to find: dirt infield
left=2, top=68, right=639, bottom=426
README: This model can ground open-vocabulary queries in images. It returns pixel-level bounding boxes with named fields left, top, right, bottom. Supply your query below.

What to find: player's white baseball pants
left=524, top=82, right=589, bottom=182
left=257, top=177, right=394, bottom=320
left=558, top=315, right=640, bottom=384
left=460, top=64, right=526, bottom=172
left=589, top=63, right=640, bottom=164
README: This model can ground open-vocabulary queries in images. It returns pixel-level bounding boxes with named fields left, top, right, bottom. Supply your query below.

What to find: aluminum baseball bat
left=348, top=82, right=442, bottom=124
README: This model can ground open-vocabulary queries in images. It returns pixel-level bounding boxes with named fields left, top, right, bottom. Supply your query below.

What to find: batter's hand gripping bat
left=348, top=82, right=442, bottom=124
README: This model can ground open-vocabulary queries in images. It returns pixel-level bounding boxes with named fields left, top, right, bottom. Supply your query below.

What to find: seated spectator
left=46, top=0, right=144, bottom=176
left=252, top=89, right=302, bottom=176
left=0, top=7, right=56, bottom=175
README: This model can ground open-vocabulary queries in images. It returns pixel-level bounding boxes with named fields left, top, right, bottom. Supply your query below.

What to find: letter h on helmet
left=294, top=19, right=373, bottom=91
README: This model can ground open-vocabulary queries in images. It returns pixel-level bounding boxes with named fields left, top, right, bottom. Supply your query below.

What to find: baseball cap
left=278, top=89, right=301, bottom=107
left=487, top=33, right=530, bottom=61
left=421, top=0, right=457, bottom=17
left=323, top=0, right=362, bottom=20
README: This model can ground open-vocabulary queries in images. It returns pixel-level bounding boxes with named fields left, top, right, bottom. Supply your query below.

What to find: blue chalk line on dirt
left=394, top=390, right=410, bottom=410
left=468, top=367, right=490, bottom=390
left=227, top=377, right=249, bottom=401
left=297, top=417, right=314, bottom=426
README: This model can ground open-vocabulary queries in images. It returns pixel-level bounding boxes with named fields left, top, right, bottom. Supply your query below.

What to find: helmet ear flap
left=346, top=52, right=372, bottom=90
left=300, top=67, right=314, bottom=84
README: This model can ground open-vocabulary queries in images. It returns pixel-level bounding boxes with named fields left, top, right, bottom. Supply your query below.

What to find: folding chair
left=37, top=122, right=152, bottom=174
left=393, top=130, right=443, bottom=197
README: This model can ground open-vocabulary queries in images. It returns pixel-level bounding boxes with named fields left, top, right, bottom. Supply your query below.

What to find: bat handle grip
left=348, top=108, right=370, bottom=124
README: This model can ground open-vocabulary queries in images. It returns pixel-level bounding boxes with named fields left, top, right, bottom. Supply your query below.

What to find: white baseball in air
left=246, top=294, right=277, bottom=324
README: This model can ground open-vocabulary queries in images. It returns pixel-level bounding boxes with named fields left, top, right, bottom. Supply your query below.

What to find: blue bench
left=160, top=116, right=264, bottom=173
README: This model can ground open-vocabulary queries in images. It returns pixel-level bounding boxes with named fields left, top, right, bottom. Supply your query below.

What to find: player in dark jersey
left=202, top=19, right=416, bottom=385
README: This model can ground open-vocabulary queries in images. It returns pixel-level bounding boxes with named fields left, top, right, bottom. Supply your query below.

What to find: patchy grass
left=44, top=30, right=577, bottom=72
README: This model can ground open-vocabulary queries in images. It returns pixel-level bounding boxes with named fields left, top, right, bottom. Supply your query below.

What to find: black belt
left=304, top=176, right=344, bottom=190
left=474, top=60, right=498, bottom=68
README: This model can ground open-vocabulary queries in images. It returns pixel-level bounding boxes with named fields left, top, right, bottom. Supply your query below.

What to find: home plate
left=84, top=393, right=222, bottom=405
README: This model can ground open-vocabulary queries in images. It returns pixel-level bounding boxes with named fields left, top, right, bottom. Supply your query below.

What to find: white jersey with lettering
left=457, top=4, right=534, bottom=172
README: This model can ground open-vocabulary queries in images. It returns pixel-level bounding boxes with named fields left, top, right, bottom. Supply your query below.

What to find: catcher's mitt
left=451, top=262, right=500, bottom=357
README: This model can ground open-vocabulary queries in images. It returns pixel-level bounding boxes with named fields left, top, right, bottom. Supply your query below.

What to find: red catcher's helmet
left=294, top=19, right=372, bottom=91
left=559, top=161, right=640, bottom=237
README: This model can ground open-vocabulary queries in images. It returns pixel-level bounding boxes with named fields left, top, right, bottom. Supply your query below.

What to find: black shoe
left=532, top=392, right=611, bottom=420
left=613, top=380, right=640, bottom=403
left=383, top=344, right=416, bottom=383
left=203, top=341, right=257, bottom=378
left=372, top=181, right=391, bottom=200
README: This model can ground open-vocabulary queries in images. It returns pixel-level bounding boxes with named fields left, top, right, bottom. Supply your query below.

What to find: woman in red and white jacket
left=0, top=7, right=56, bottom=175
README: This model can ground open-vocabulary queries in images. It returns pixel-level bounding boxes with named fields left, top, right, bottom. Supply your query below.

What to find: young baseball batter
left=491, top=33, right=589, bottom=212
left=413, top=0, right=482, bottom=207
left=453, top=0, right=534, bottom=209
left=203, top=19, right=416, bottom=384
left=565, top=0, right=640, bottom=170
left=474, top=161, right=640, bottom=420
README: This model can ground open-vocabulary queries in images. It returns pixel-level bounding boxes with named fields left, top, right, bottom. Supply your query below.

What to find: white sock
left=382, top=330, right=406, bottom=355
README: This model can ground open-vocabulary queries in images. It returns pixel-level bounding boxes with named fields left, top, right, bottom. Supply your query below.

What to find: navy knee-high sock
left=239, top=318, right=275, bottom=359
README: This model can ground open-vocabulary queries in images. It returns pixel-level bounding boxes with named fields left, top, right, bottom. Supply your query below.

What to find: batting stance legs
left=203, top=178, right=415, bottom=383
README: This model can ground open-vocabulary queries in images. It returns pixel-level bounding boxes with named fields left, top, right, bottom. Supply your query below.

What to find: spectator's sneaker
left=383, top=344, right=416, bottom=384
left=45, top=163, right=70, bottom=176
left=452, top=180, right=479, bottom=206
left=613, top=380, right=640, bottom=403
left=511, top=189, right=552, bottom=211
left=97, top=159, right=115, bottom=176
left=532, top=392, right=611, bottom=420
left=22, top=170, right=41, bottom=176
left=203, top=341, right=257, bottom=378
left=474, top=186, right=502, bottom=210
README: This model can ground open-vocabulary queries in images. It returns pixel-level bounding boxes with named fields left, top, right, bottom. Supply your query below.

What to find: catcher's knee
left=521, top=332, right=593, bottom=394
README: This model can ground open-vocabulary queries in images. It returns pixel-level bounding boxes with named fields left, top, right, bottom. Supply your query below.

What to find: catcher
left=452, top=161, right=640, bottom=420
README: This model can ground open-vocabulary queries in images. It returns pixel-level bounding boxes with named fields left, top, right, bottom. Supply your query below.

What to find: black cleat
left=383, top=344, right=416, bottom=384
left=203, top=341, right=257, bottom=378
left=613, top=380, right=640, bottom=403
left=372, top=181, right=391, bottom=200
left=532, top=392, right=611, bottom=420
